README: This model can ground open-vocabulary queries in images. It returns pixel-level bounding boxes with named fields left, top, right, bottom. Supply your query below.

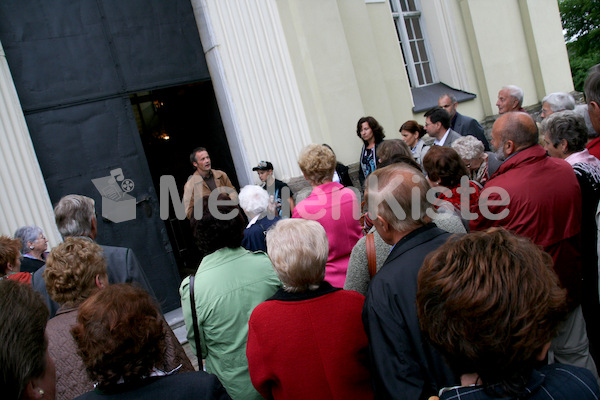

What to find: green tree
left=559, top=0, right=600, bottom=91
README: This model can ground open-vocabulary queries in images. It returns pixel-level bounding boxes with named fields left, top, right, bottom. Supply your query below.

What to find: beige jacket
left=183, top=169, right=237, bottom=218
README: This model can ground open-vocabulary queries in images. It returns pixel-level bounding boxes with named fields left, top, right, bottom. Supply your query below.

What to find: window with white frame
left=389, top=0, right=437, bottom=87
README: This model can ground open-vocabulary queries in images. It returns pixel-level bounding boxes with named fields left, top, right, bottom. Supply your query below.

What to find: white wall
left=0, top=42, right=62, bottom=248
left=190, top=0, right=312, bottom=183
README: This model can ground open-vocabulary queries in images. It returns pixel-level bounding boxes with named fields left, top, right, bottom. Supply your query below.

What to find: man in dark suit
left=438, top=93, right=490, bottom=150
left=424, top=106, right=461, bottom=147
left=362, top=164, right=456, bottom=400
left=32, top=194, right=155, bottom=318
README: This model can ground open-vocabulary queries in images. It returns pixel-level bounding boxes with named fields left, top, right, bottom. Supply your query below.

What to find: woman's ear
left=536, top=342, right=552, bottom=361
left=23, top=380, right=45, bottom=399
left=95, top=274, right=108, bottom=289
left=560, top=139, right=569, bottom=154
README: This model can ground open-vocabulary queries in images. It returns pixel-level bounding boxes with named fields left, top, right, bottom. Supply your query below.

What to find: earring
left=39, top=389, right=45, bottom=396
left=30, top=245, right=35, bottom=250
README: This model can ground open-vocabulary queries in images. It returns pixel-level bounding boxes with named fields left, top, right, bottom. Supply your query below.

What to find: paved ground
left=182, top=341, right=200, bottom=371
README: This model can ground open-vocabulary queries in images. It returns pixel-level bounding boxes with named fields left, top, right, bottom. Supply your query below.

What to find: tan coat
left=183, top=169, right=237, bottom=218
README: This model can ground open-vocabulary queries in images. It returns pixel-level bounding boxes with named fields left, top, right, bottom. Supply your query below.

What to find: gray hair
left=585, top=64, right=600, bottom=106
left=365, top=164, right=431, bottom=233
left=540, top=110, right=588, bottom=153
left=13, top=226, right=43, bottom=254
left=574, top=104, right=598, bottom=139
left=503, top=85, right=524, bottom=107
left=542, top=92, right=575, bottom=113
left=451, top=135, right=485, bottom=160
left=439, top=93, right=457, bottom=103
left=266, top=219, right=328, bottom=293
left=54, top=195, right=96, bottom=238
left=238, top=185, right=269, bottom=216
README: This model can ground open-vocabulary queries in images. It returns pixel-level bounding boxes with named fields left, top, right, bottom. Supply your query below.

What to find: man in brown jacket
left=183, top=147, right=238, bottom=219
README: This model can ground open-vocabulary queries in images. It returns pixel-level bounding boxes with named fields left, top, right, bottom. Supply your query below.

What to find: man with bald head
left=362, top=164, right=456, bottom=399
left=471, top=112, right=597, bottom=377
left=496, top=85, right=525, bottom=114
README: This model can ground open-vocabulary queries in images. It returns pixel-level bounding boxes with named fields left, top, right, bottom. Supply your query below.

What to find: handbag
left=188, top=275, right=204, bottom=359
left=366, top=232, right=377, bottom=279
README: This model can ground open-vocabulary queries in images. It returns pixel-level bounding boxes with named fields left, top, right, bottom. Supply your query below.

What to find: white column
left=190, top=0, right=312, bottom=184
left=0, top=41, right=62, bottom=247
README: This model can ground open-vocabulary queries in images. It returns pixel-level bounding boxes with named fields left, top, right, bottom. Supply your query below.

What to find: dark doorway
left=0, top=0, right=216, bottom=313
left=130, top=81, right=239, bottom=277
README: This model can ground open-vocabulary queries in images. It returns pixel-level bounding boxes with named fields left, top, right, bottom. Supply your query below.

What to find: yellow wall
left=275, top=0, right=573, bottom=164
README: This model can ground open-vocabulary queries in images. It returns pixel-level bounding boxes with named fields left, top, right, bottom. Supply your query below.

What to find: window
left=389, top=0, right=437, bottom=87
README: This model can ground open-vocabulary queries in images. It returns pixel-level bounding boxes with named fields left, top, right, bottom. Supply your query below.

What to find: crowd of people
left=2, top=65, right=600, bottom=400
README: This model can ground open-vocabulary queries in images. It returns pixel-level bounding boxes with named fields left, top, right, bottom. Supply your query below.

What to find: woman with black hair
left=179, top=194, right=280, bottom=400
left=356, top=116, right=385, bottom=187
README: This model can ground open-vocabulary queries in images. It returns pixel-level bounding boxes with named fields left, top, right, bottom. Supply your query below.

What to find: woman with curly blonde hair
left=44, top=238, right=193, bottom=400
left=292, top=144, right=362, bottom=287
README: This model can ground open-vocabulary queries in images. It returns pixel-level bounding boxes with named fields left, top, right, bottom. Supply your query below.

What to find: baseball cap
left=252, top=161, right=274, bottom=171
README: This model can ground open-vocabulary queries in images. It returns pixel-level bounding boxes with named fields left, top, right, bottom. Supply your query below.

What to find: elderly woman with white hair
left=292, top=144, right=362, bottom=288
left=239, top=185, right=280, bottom=252
left=14, top=225, right=48, bottom=273
left=247, top=218, right=373, bottom=400
left=541, top=92, right=576, bottom=119
left=451, top=135, right=502, bottom=185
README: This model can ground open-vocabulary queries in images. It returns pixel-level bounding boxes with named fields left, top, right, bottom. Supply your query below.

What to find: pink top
left=565, top=149, right=600, bottom=167
left=292, top=182, right=363, bottom=287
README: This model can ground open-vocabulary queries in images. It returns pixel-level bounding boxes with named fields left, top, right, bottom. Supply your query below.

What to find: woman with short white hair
left=247, top=219, right=373, bottom=399
left=238, top=185, right=280, bottom=252
left=14, top=225, right=48, bottom=273
left=451, top=135, right=501, bottom=185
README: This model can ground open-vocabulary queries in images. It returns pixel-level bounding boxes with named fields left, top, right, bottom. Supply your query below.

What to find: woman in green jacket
left=180, top=194, right=281, bottom=400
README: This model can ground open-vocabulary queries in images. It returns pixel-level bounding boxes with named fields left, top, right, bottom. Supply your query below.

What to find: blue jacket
left=242, top=215, right=280, bottom=252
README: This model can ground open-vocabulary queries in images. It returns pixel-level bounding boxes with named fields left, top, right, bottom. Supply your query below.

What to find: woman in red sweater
left=246, top=219, right=373, bottom=400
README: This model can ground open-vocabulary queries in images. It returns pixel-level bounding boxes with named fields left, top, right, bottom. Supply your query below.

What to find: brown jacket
left=183, top=169, right=237, bottom=218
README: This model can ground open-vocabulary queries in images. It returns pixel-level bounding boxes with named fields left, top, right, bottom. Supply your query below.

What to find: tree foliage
left=559, top=0, right=600, bottom=91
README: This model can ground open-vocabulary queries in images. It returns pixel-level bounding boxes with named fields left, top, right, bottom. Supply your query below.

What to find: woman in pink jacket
left=292, top=144, right=362, bottom=287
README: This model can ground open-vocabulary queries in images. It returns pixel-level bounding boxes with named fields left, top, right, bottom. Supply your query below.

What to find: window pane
left=400, top=0, right=408, bottom=12
left=412, top=18, right=423, bottom=40
left=410, top=41, right=419, bottom=61
left=407, top=0, right=417, bottom=11
left=406, top=18, right=414, bottom=41
left=417, top=40, right=427, bottom=62
left=416, top=64, right=424, bottom=86
left=423, top=62, right=433, bottom=83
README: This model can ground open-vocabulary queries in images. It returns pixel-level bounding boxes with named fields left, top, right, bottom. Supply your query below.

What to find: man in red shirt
left=471, top=112, right=597, bottom=378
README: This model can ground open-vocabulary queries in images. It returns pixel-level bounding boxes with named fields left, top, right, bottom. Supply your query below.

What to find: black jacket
left=335, top=162, right=354, bottom=187
left=362, top=224, right=457, bottom=400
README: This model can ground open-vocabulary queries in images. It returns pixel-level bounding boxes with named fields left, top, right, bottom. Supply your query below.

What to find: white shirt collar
left=246, top=214, right=260, bottom=228
left=434, top=128, right=451, bottom=146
